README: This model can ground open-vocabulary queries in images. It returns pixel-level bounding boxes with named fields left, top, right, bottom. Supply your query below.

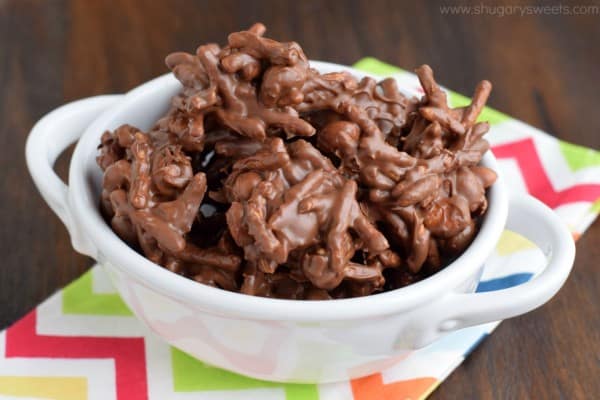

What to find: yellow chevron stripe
left=0, top=376, right=87, bottom=400
left=496, top=230, right=536, bottom=256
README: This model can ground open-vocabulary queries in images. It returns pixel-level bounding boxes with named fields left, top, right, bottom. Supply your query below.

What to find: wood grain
left=1, top=1, right=598, bottom=398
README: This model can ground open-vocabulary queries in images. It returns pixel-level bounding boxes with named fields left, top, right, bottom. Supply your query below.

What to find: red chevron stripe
left=491, top=138, right=600, bottom=208
left=5, top=310, right=147, bottom=400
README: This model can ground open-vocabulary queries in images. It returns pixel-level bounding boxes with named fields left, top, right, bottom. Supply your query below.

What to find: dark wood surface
left=1, top=1, right=598, bottom=398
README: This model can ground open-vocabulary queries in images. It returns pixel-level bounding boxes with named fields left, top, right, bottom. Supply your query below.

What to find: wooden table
left=1, top=1, right=598, bottom=398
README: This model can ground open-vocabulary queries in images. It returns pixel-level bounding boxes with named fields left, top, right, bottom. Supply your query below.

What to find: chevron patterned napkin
left=2, top=58, right=599, bottom=400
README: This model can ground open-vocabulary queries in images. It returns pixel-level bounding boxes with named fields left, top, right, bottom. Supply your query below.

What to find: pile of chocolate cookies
left=97, top=23, right=496, bottom=300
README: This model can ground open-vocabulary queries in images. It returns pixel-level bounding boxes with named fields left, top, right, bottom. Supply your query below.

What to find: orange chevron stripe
left=0, top=376, right=87, bottom=400
left=351, top=374, right=437, bottom=400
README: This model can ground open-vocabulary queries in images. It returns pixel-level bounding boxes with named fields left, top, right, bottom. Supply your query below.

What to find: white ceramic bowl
left=26, top=61, right=575, bottom=383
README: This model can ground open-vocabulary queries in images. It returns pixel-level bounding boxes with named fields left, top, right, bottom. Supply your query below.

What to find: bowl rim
left=68, top=61, right=509, bottom=321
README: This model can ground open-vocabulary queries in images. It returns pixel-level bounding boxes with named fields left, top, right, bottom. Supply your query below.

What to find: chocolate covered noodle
left=97, top=23, right=497, bottom=299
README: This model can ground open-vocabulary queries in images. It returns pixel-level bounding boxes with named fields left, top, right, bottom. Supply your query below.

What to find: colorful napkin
left=2, top=59, right=599, bottom=400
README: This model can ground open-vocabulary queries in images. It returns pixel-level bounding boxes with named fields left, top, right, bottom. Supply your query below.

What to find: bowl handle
left=413, top=194, right=575, bottom=347
left=25, top=95, right=123, bottom=257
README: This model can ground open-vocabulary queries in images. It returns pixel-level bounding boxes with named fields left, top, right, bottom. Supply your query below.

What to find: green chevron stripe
left=171, top=348, right=319, bottom=400
left=62, top=270, right=132, bottom=316
left=353, top=57, right=404, bottom=76
left=591, top=199, right=600, bottom=213
left=558, top=141, right=600, bottom=172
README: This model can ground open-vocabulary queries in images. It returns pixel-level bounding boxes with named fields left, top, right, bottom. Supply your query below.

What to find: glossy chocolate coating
left=97, top=23, right=496, bottom=299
